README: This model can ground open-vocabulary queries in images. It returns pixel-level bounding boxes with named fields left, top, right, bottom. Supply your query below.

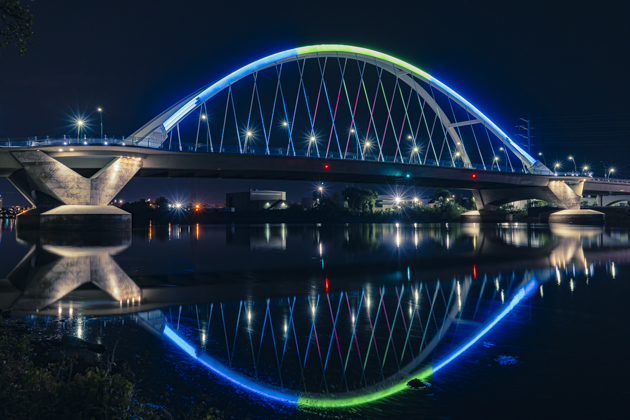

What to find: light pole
left=97, top=108, right=103, bottom=139
left=582, top=165, right=589, bottom=175
left=499, top=147, right=511, bottom=171
left=364, top=140, right=371, bottom=160
left=493, top=156, right=499, bottom=171
left=609, top=168, right=615, bottom=179
left=554, top=163, right=560, bottom=175
left=538, top=152, right=547, bottom=166
left=76, top=119, right=84, bottom=144
left=568, top=156, right=577, bottom=173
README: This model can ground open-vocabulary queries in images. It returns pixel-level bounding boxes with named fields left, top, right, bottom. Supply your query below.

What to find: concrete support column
left=9, top=151, right=142, bottom=230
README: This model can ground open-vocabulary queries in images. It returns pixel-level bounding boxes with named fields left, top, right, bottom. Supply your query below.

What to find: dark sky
left=2, top=0, right=630, bottom=206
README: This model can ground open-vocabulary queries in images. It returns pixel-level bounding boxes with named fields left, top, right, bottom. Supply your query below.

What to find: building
left=226, top=189, right=290, bottom=212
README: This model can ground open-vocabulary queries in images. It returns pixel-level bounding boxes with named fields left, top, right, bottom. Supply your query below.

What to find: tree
left=342, top=186, right=378, bottom=215
left=1, top=0, right=34, bottom=56
left=434, top=188, right=451, bottom=202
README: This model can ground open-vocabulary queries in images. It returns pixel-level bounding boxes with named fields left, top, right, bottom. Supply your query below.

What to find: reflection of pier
left=0, top=232, right=140, bottom=312
left=0, top=224, right=628, bottom=316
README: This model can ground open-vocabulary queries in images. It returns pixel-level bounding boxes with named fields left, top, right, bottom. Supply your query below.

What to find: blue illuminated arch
left=131, top=45, right=540, bottom=170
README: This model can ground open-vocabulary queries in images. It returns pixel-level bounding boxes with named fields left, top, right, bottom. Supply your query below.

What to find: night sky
left=2, top=0, right=630, bottom=206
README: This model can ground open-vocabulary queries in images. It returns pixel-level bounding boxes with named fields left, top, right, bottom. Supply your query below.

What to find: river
left=0, top=220, right=628, bottom=419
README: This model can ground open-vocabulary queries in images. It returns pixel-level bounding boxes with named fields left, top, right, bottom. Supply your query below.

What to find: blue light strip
left=164, top=325, right=197, bottom=358
left=163, top=325, right=299, bottom=405
left=162, top=48, right=298, bottom=132
left=432, top=278, right=538, bottom=373
left=429, top=77, right=535, bottom=166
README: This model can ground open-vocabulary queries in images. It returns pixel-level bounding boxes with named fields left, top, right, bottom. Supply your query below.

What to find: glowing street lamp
left=310, top=136, right=316, bottom=142
left=538, top=152, right=547, bottom=166
left=76, top=119, right=84, bottom=143
left=246, top=131, right=252, bottom=137
left=582, top=165, right=589, bottom=174
left=609, top=167, right=615, bottom=178
left=493, top=155, right=499, bottom=170
left=201, top=114, right=207, bottom=120
left=97, top=108, right=103, bottom=140
left=413, top=146, right=419, bottom=153
left=568, top=156, right=577, bottom=172
left=554, top=162, right=560, bottom=175
left=282, top=121, right=288, bottom=127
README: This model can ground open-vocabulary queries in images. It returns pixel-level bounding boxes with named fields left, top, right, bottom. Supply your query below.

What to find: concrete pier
left=39, top=205, right=131, bottom=231
left=547, top=209, right=605, bottom=225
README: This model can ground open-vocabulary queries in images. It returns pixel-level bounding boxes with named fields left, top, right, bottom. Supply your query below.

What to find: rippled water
left=1, top=221, right=628, bottom=419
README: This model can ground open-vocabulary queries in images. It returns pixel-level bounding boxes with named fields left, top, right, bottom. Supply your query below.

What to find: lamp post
left=97, top=108, right=103, bottom=139
left=582, top=165, right=589, bottom=175
left=554, top=163, right=560, bottom=175
left=499, top=147, right=511, bottom=171
left=454, top=151, right=461, bottom=167
left=609, top=168, right=615, bottom=179
left=493, top=156, right=499, bottom=171
left=76, top=119, right=84, bottom=144
left=568, top=156, right=577, bottom=173
left=538, top=152, right=547, bottom=166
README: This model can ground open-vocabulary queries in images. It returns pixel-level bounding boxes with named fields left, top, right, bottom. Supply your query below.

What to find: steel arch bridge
left=130, top=45, right=549, bottom=175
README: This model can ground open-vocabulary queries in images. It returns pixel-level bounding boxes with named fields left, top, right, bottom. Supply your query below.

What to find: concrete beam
left=10, top=151, right=142, bottom=207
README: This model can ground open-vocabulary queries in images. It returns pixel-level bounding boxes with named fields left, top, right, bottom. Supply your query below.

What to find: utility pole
left=516, top=118, right=531, bottom=154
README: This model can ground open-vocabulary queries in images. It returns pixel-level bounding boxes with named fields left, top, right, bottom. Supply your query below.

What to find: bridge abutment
left=9, top=151, right=142, bottom=231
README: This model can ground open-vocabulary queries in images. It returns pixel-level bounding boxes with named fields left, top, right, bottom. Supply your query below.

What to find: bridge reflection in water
left=138, top=274, right=541, bottom=408
left=0, top=223, right=627, bottom=410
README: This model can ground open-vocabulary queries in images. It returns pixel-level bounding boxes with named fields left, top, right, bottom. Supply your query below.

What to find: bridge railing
left=4, top=137, right=626, bottom=180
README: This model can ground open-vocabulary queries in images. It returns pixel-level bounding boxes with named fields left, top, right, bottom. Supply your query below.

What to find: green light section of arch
left=296, top=367, right=433, bottom=409
left=296, top=45, right=432, bottom=81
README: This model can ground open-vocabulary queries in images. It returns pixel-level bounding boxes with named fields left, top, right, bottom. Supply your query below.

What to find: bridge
left=1, top=45, right=628, bottom=229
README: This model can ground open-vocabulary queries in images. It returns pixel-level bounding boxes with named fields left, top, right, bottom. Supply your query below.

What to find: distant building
left=226, top=189, right=290, bottom=212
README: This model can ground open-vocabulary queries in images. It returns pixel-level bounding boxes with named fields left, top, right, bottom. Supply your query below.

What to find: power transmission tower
left=515, top=118, right=531, bottom=154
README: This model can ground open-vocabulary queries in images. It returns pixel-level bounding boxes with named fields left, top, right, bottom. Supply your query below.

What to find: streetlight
left=493, top=155, right=499, bottom=170
left=201, top=114, right=207, bottom=120
left=282, top=121, right=288, bottom=127
left=609, top=168, right=615, bottom=179
left=76, top=119, right=84, bottom=143
left=538, top=152, right=547, bottom=166
left=582, top=165, right=589, bottom=175
left=247, top=131, right=252, bottom=137
left=554, top=163, right=560, bottom=175
left=568, top=156, right=577, bottom=173
left=310, top=136, right=315, bottom=142
left=97, top=108, right=103, bottom=140
left=499, top=147, right=510, bottom=171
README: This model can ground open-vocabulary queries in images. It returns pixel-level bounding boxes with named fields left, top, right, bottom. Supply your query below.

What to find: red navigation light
left=324, top=163, right=330, bottom=170
left=473, top=264, right=477, bottom=279
left=325, top=278, right=329, bottom=293
left=471, top=173, right=477, bottom=179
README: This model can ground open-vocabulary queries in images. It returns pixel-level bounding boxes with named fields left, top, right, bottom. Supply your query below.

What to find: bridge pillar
left=8, top=151, right=142, bottom=231
left=461, top=180, right=604, bottom=224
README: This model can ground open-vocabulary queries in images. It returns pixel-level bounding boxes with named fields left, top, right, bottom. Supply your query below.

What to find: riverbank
left=0, top=316, right=237, bottom=420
